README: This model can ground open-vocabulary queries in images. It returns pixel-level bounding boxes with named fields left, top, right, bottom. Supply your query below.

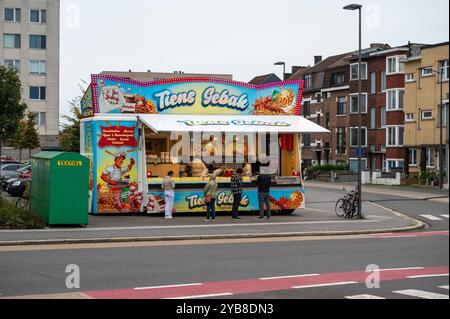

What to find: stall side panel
left=94, top=120, right=141, bottom=214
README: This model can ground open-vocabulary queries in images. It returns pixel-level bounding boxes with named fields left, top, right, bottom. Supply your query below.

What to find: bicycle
left=15, top=180, right=30, bottom=211
left=335, top=187, right=359, bottom=219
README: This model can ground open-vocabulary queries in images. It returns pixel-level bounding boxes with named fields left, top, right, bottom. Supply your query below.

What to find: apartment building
left=1, top=0, right=60, bottom=148
left=403, top=42, right=449, bottom=188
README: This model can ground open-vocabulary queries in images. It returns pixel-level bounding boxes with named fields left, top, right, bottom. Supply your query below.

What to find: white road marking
left=167, top=293, right=234, bottom=299
left=345, top=294, right=386, bottom=299
left=379, top=267, right=424, bottom=271
left=407, top=273, right=449, bottom=279
left=260, top=274, right=320, bottom=280
left=420, top=215, right=442, bottom=221
left=393, top=289, right=449, bottom=299
left=441, top=215, right=449, bottom=219
left=439, top=285, right=449, bottom=290
left=292, top=281, right=357, bottom=289
left=134, top=283, right=202, bottom=290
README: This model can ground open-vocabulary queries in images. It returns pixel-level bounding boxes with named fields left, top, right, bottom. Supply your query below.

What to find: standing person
left=256, top=174, right=272, bottom=220
left=162, top=171, right=175, bottom=219
left=231, top=168, right=243, bottom=219
left=204, top=174, right=218, bottom=222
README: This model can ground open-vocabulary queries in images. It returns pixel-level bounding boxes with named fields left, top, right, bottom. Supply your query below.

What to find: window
left=386, top=56, right=405, bottom=75
left=303, top=134, right=311, bottom=147
left=4, top=59, right=20, bottom=72
left=381, top=106, right=386, bottom=128
left=331, top=73, right=345, bottom=86
left=316, top=114, right=321, bottom=125
left=325, top=113, right=330, bottom=130
left=405, top=73, right=415, bottom=82
left=405, top=113, right=414, bottom=122
left=350, top=127, right=367, bottom=147
left=439, top=60, right=449, bottom=81
left=29, top=86, right=46, bottom=100
left=29, top=60, right=47, bottom=75
left=387, top=160, right=405, bottom=171
left=421, top=67, right=433, bottom=77
left=304, top=74, right=312, bottom=88
left=350, top=93, right=367, bottom=114
left=350, top=159, right=368, bottom=172
left=30, top=10, right=46, bottom=23
left=386, top=89, right=405, bottom=110
left=337, top=128, right=346, bottom=155
left=426, top=148, right=435, bottom=168
left=409, top=149, right=417, bottom=166
left=381, top=71, right=386, bottom=91
left=29, top=35, right=46, bottom=49
left=439, top=103, right=448, bottom=127
left=316, top=93, right=322, bottom=103
left=4, top=8, right=21, bottom=22
left=32, top=112, right=46, bottom=126
left=350, top=63, right=368, bottom=80
left=387, top=126, right=404, bottom=147
left=370, top=107, right=376, bottom=129
left=421, top=110, right=433, bottom=120
left=370, top=72, right=376, bottom=94
left=337, top=97, right=346, bottom=115
left=303, top=101, right=311, bottom=117
left=3, top=34, right=21, bottom=48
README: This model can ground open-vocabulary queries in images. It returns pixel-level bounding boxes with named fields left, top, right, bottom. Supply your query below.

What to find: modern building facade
left=1, top=0, right=60, bottom=148
left=403, top=42, right=449, bottom=188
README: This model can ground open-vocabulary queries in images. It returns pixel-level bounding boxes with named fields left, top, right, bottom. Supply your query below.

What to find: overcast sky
left=60, top=0, right=449, bottom=118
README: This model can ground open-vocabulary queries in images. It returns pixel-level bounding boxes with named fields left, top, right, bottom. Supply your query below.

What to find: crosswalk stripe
left=439, top=285, right=449, bottom=290
left=345, top=294, right=385, bottom=299
left=420, top=215, right=442, bottom=221
left=441, top=215, right=449, bottom=219
left=393, top=289, right=449, bottom=299
left=292, top=281, right=357, bottom=289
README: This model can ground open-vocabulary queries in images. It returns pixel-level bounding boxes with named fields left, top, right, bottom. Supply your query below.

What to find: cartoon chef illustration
left=101, top=151, right=135, bottom=210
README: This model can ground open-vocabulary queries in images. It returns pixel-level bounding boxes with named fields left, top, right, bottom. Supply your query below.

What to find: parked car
left=1, top=165, right=31, bottom=190
left=6, top=177, right=31, bottom=198
left=1, top=163, right=26, bottom=173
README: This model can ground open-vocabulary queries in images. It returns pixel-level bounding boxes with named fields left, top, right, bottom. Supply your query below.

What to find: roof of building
left=421, top=41, right=449, bottom=50
left=287, top=52, right=352, bottom=80
left=248, top=73, right=282, bottom=85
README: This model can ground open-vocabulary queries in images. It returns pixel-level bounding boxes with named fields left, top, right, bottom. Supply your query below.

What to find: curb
left=0, top=202, right=426, bottom=247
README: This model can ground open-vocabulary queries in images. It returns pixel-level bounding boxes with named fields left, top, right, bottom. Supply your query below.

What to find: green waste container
left=30, top=152, right=89, bottom=226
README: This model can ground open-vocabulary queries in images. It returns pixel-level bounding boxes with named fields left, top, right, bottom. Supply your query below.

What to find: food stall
left=80, top=75, right=329, bottom=215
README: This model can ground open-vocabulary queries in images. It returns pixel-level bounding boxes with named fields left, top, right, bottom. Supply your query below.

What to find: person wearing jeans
left=231, top=168, right=243, bottom=219
left=204, top=174, right=218, bottom=221
left=256, top=174, right=272, bottom=220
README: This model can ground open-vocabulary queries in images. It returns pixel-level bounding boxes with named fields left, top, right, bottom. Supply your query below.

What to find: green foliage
left=311, top=164, right=350, bottom=172
left=419, top=170, right=438, bottom=186
left=0, top=197, right=45, bottom=229
left=0, top=66, right=27, bottom=145
left=21, top=112, right=40, bottom=151
left=60, top=98, right=82, bottom=152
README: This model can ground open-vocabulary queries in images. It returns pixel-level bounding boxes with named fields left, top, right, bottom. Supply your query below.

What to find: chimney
left=314, top=56, right=322, bottom=65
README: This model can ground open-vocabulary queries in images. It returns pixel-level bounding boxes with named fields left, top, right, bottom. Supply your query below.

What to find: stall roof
left=139, top=114, right=330, bottom=134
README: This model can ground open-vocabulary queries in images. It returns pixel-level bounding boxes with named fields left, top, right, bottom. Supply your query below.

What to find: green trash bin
left=30, top=152, right=89, bottom=226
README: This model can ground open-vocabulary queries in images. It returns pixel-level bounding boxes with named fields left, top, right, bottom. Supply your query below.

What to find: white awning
left=139, top=114, right=330, bottom=133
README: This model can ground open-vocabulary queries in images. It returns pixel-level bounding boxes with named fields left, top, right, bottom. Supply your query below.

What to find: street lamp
left=344, top=3, right=363, bottom=218
left=274, top=62, right=286, bottom=81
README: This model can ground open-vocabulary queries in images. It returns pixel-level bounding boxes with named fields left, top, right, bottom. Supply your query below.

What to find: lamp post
left=344, top=3, right=363, bottom=218
left=274, top=62, right=286, bottom=81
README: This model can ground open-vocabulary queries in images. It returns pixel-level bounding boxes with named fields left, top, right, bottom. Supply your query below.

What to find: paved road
left=0, top=185, right=448, bottom=299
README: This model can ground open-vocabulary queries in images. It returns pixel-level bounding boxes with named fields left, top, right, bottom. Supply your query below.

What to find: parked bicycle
left=15, top=179, right=31, bottom=211
left=335, top=187, right=359, bottom=219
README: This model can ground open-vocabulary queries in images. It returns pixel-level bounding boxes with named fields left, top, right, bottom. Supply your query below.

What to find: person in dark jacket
left=230, top=168, right=243, bottom=219
left=256, top=174, right=272, bottom=220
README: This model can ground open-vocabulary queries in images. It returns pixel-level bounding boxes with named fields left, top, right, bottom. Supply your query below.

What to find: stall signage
left=90, top=75, right=304, bottom=117
left=98, top=125, right=138, bottom=148
left=177, top=120, right=291, bottom=127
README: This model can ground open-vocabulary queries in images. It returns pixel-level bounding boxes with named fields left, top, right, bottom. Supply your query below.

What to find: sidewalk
left=0, top=199, right=424, bottom=246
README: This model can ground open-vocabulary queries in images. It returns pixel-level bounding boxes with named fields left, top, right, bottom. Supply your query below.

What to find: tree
left=6, top=120, right=26, bottom=162
left=21, top=112, right=40, bottom=159
left=60, top=97, right=83, bottom=152
left=0, top=66, right=27, bottom=178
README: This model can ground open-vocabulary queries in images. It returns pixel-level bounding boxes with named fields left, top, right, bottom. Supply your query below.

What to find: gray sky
left=60, top=0, right=449, bottom=118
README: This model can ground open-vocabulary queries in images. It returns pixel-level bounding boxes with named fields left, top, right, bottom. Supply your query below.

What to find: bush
left=0, top=196, right=45, bottom=229
left=311, top=164, right=350, bottom=172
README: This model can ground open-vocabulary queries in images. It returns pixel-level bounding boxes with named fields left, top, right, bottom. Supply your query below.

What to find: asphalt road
left=0, top=185, right=448, bottom=299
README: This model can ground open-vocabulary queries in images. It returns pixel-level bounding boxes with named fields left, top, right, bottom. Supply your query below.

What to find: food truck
left=80, top=74, right=329, bottom=215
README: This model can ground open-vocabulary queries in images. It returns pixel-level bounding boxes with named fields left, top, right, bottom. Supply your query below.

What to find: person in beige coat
left=204, top=174, right=218, bottom=222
